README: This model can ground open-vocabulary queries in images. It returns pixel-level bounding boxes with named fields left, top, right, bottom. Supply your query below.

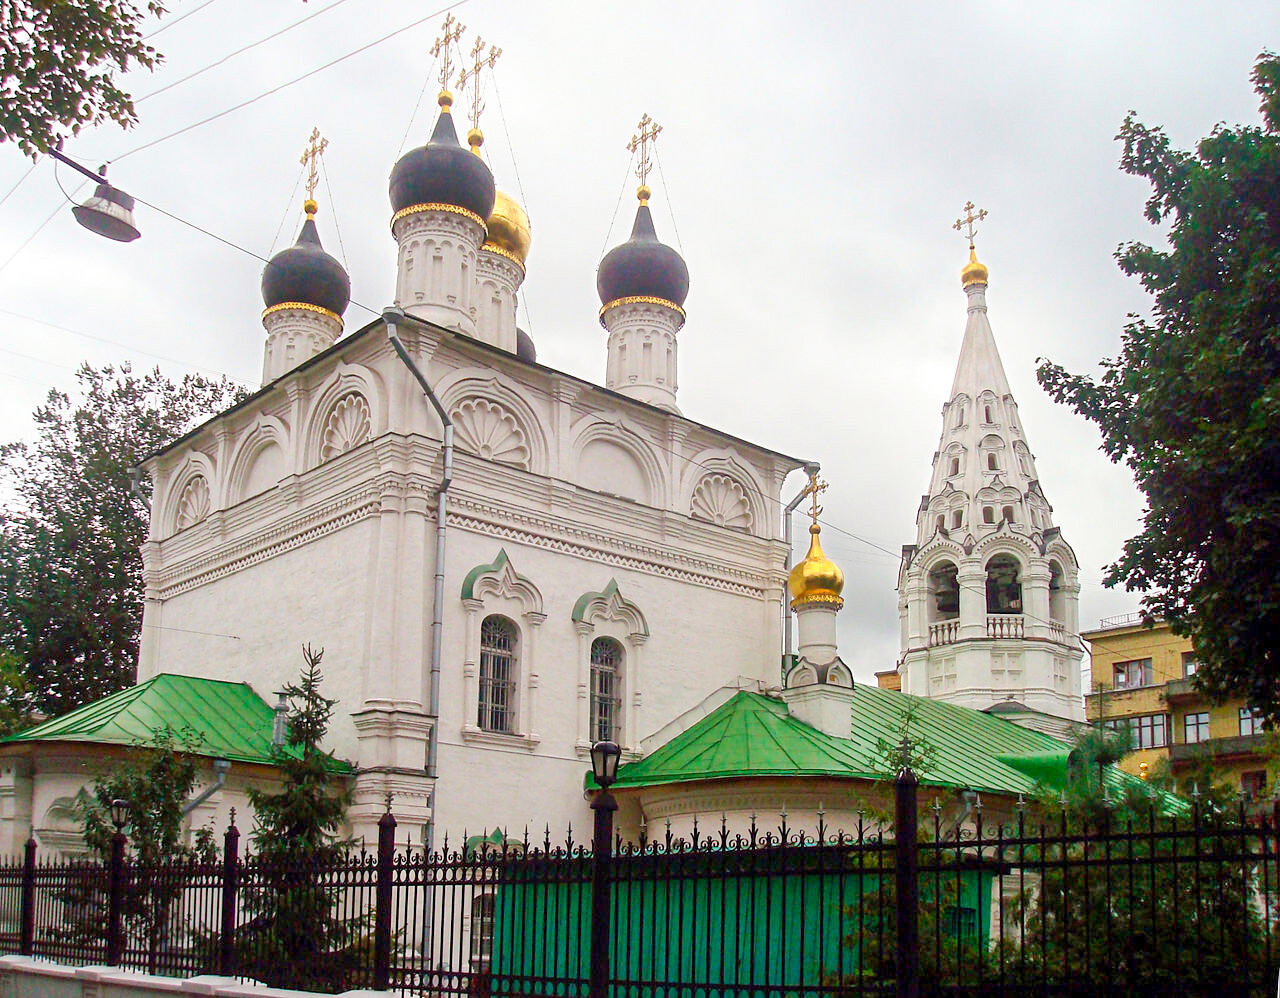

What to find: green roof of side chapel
left=1, top=673, right=351, bottom=772
left=598, top=688, right=1184, bottom=812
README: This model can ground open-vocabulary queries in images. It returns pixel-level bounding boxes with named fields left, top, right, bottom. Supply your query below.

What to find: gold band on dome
left=790, top=593, right=844, bottom=610
left=598, top=295, right=686, bottom=328
left=480, top=240, right=526, bottom=269
left=390, top=202, right=488, bottom=230
left=262, top=301, right=344, bottom=328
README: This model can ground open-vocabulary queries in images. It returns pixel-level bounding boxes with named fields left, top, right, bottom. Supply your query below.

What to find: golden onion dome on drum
left=961, top=247, right=989, bottom=288
left=483, top=188, right=531, bottom=267
left=788, top=523, right=845, bottom=608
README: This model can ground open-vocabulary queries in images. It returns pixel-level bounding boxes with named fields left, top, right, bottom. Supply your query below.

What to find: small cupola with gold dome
left=388, top=15, right=496, bottom=334
left=783, top=472, right=852, bottom=692
left=599, top=114, right=689, bottom=413
left=261, top=128, right=350, bottom=386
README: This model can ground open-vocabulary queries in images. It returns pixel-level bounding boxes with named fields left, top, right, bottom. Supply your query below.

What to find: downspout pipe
left=181, top=759, right=230, bottom=816
left=782, top=462, right=821, bottom=677
left=384, top=307, right=452, bottom=858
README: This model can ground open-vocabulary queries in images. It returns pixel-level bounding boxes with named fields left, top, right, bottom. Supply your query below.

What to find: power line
left=135, top=0, right=354, bottom=104
left=113, top=1, right=468, bottom=163
left=143, top=0, right=221, bottom=40
left=600, top=149, right=636, bottom=261
left=0, top=158, right=40, bottom=210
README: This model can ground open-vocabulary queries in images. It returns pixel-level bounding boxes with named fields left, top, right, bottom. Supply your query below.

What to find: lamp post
left=47, top=147, right=141, bottom=242
left=588, top=740, right=621, bottom=998
left=106, top=799, right=129, bottom=966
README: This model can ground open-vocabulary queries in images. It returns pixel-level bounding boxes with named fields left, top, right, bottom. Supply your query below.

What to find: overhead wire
left=111, top=1, right=469, bottom=163
left=143, top=0, right=221, bottom=40
left=489, top=69, right=535, bottom=339
left=269, top=162, right=307, bottom=255
left=135, top=0, right=354, bottom=104
left=600, top=149, right=636, bottom=260
left=0, top=159, right=40, bottom=210
left=319, top=151, right=349, bottom=270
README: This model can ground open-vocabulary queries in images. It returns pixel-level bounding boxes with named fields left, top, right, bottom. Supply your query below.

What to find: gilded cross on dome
left=953, top=200, right=988, bottom=248
left=798, top=470, right=828, bottom=525
left=299, top=127, right=328, bottom=215
left=458, top=35, right=502, bottom=133
left=431, top=13, right=466, bottom=93
left=627, top=113, right=662, bottom=203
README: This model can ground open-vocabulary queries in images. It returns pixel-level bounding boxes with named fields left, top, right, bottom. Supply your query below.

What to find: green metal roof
left=2, top=673, right=351, bottom=771
left=605, top=688, right=1183, bottom=809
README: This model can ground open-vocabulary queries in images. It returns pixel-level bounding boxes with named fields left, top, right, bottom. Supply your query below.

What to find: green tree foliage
left=0, top=1, right=167, bottom=155
left=0, top=363, right=243, bottom=718
left=1037, top=53, right=1280, bottom=721
left=64, top=726, right=217, bottom=972
left=237, top=646, right=364, bottom=992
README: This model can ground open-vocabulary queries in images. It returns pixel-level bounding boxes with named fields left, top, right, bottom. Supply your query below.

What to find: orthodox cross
left=458, top=36, right=502, bottom=132
left=952, top=200, right=988, bottom=248
left=798, top=470, right=828, bottom=525
left=627, top=113, right=663, bottom=191
left=431, top=13, right=466, bottom=92
left=299, top=127, right=327, bottom=210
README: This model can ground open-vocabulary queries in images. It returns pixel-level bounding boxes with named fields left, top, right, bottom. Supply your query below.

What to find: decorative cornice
left=391, top=202, right=487, bottom=230
left=262, top=301, right=344, bottom=327
left=598, top=295, right=686, bottom=328
left=479, top=241, right=526, bottom=270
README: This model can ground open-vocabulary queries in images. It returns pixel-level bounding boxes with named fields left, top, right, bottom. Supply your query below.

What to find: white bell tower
left=896, top=205, right=1083, bottom=737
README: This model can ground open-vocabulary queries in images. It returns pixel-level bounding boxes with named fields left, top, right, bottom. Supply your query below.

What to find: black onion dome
left=389, top=108, right=495, bottom=220
left=515, top=327, right=537, bottom=364
left=596, top=204, right=689, bottom=307
left=261, top=216, right=350, bottom=317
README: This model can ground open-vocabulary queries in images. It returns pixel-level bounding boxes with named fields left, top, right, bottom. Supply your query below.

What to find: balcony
left=928, top=619, right=959, bottom=647
left=1163, top=676, right=1200, bottom=702
left=1170, top=733, right=1267, bottom=763
left=987, top=614, right=1024, bottom=639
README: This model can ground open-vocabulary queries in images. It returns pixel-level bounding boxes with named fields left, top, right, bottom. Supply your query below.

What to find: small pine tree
left=237, top=645, right=364, bottom=992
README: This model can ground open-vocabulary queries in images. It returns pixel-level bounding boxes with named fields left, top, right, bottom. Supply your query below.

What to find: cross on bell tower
left=431, top=13, right=466, bottom=97
left=458, top=35, right=502, bottom=148
left=952, top=200, right=988, bottom=249
left=627, top=113, right=662, bottom=205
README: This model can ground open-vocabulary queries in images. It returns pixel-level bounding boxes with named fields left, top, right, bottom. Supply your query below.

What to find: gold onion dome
left=961, top=247, right=989, bottom=288
left=483, top=188, right=531, bottom=266
left=788, top=523, right=845, bottom=608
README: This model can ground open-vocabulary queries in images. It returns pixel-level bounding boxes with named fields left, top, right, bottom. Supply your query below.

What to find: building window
left=954, top=406, right=965, bottom=428
left=935, top=514, right=945, bottom=532
left=1242, top=771, right=1267, bottom=799
left=1104, top=713, right=1168, bottom=750
left=1183, top=711, right=1210, bottom=744
left=478, top=615, right=518, bottom=733
left=987, top=453, right=999, bottom=471
left=985, top=555, right=1022, bottom=614
left=984, top=405, right=994, bottom=424
left=929, top=561, right=960, bottom=621
left=1240, top=707, right=1265, bottom=736
left=948, top=456, right=960, bottom=477
left=1113, top=658, right=1153, bottom=690
left=1182, top=652, right=1199, bottom=677
left=951, top=509, right=963, bottom=529
left=982, top=506, right=995, bottom=524
left=590, top=637, right=623, bottom=743
left=1001, top=505, right=1015, bottom=523
left=470, top=893, right=494, bottom=970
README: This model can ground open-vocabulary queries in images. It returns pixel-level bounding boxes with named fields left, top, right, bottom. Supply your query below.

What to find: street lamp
left=106, top=799, right=129, bottom=966
left=588, top=741, right=621, bottom=998
left=48, top=148, right=141, bottom=243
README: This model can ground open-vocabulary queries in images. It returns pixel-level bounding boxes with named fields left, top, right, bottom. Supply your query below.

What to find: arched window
left=1002, top=505, right=1015, bottom=523
left=954, top=405, right=966, bottom=428
left=590, top=637, right=623, bottom=743
left=951, top=509, right=963, bottom=529
left=984, top=405, right=994, bottom=424
left=478, top=615, right=518, bottom=733
left=987, top=453, right=999, bottom=471
left=983, top=506, right=995, bottom=524
left=1049, top=559, right=1067, bottom=625
left=985, top=555, right=1023, bottom=614
left=928, top=561, right=960, bottom=621
left=948, top=456, right=960, bottom=477
left=935, top=514, right=945, bottom=533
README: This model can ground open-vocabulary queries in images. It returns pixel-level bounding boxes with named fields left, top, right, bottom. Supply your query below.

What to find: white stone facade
left=896, top=272, right=1084, bottom=730
left=603, top=298, right=683, bottom=413
left=138, top=317, right=801, bottom=844
left=392, top=207, right=485, bottom=335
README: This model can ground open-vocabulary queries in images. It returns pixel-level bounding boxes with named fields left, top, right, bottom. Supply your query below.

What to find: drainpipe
left=384, top=307, right=452, bottom=858
left=782, top=462, right=821, bottom=678
left=181, top=759, right=230, bottom=816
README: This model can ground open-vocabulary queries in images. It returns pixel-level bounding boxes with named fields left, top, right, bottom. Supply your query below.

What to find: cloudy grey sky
left=0, top=1, right=1274, bottom=680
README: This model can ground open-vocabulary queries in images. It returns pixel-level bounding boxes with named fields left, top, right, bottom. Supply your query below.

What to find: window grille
left=478, top=616, right=517, bottom=733
left=590, top=637, right=623, bottom=743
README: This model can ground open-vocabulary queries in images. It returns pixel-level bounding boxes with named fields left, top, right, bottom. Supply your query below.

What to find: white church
left=0, top=26, right=1086, bottom=855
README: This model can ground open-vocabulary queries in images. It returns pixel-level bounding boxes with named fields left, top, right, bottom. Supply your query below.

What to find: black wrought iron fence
left=0, top=773, right=1277, bottom=997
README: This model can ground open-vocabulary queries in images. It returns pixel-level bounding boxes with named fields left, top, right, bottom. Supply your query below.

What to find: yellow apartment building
left=1083, top=613, right=1269, bottom=797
